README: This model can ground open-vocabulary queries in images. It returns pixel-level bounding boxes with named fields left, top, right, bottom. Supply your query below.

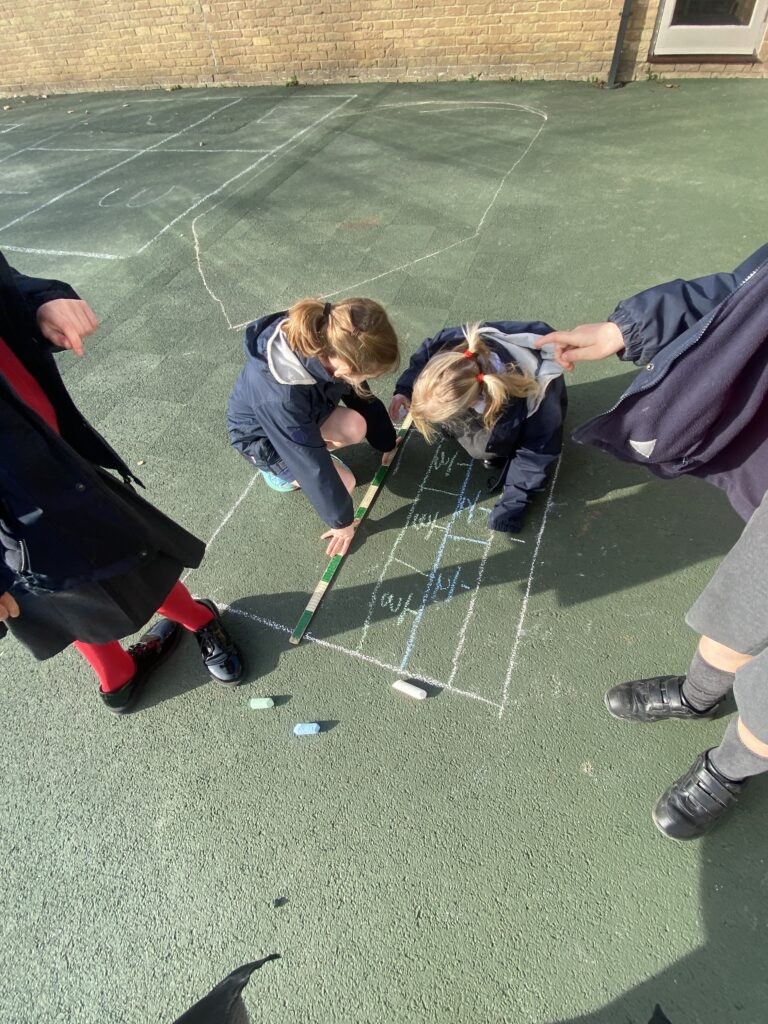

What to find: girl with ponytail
left=390, top=320, right=567, bottom=533
left=228, top=297, right=400, bottom=556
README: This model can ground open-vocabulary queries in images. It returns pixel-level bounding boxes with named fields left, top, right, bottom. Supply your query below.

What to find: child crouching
left=228, top=297, right=400, bottom=556
left=390, top=320, right=566, bottom=533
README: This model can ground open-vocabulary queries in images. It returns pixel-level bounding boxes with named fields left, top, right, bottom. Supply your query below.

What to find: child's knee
left=345, top=410, right=367, bottom=444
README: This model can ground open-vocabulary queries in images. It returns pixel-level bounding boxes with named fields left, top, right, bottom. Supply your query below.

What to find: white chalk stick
left=392, top=679, right=427, bottom=700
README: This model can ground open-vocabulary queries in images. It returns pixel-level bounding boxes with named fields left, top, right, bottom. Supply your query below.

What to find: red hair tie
left=476, top=373, right=484, bottom=383
left=462, top=348, right=475, bottom=359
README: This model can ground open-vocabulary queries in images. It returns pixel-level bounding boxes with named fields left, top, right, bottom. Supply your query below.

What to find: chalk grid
left=0, top=91, right=554, bottom=716
left=214, top=429, right=560, bottom=719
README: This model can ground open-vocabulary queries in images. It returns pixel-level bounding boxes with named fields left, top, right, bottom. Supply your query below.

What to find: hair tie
left=462, top=348, right=475, bottom=359
left=323, top=302, right=332, bottom=318
left=476, top=373, right=484, bottom=383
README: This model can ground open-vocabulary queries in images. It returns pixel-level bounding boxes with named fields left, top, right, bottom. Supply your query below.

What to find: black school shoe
left=99, top=618, right=182, bottom=715
left=652, top=751, right=746, bottom=841
left=193, top=598, right=244, bottom=686
left=604, top=675, right=719, bottom=723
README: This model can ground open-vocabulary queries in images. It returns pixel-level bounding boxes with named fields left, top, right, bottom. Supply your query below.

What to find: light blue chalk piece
left=249, top=696, right=275, bottom=710
left=293, top=722, right=321, bottom=736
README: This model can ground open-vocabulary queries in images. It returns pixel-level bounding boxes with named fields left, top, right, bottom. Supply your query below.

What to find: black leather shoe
left=482, top=456, right=505, bottom=470
left=99, top=618, right=182, bottom=715
left=604, top=675, right=719, bottom=723
left=194, top=598, right=244, bottom=686
left=652, top=751, right=745, bottom=840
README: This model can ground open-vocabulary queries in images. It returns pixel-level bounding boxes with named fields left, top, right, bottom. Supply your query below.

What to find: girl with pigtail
left=228, top=297, right=400, bottom=556
left=390, top=320, right=567, bottom=533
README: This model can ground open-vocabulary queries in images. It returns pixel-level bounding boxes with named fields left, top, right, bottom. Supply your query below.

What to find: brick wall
left=0, top=0, right=765, bottom=95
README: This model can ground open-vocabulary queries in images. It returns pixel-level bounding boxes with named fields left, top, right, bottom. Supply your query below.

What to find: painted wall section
left=0, top=0, right=765, bottom=94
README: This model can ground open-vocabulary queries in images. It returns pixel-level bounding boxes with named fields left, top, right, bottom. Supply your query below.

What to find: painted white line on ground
left=191, top=98, right=547, bottom=330
left=1, top=244, right=125, bottom=260
left=191, top=95, right=357, bottom=326
left=0, top=126, right=80, bottom=166
left=498, top=455, right=561, bottom=718
left=0, top=97, right=243, bottom=233
left=32, top=146, right=139, bottom=153
left=324, top=134, right=546, bottom=297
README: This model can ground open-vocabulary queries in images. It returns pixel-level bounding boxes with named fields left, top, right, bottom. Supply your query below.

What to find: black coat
left=573, top=243, right=768, bottom=522
left=0, top=252, right=197, bottom=595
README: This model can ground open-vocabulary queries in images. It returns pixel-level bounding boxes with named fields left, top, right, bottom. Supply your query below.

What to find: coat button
left=75, top=482, right=86, bottom=492
left=646, top=362, right=654, bottom=371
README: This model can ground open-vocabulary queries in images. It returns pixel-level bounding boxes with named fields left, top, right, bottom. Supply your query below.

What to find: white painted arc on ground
left=191, top=98, right=547, bottom=330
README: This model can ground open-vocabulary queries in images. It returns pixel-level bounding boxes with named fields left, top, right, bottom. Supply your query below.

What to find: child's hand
left=535, top=323, right=625, bottom=372
left=0, top=592, right=20, bottom=622
left=36, top=298, right=99, bottom=356
left=380, top=435, right=403, bottom=467
left=321, top=522, right=356, bottom=557
left=389, top=394, right=410, bottom=422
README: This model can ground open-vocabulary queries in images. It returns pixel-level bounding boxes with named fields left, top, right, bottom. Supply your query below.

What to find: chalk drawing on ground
left=0, top=94, right=356, bottom=259
left=191, top=98, right=548, bottom=330
left=191, top=430, right=559, bottom=718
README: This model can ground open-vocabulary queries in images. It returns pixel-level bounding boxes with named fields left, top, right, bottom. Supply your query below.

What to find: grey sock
left=710, top=718, right=768, bottom=782
left=680, top=649, right=734, bottom=712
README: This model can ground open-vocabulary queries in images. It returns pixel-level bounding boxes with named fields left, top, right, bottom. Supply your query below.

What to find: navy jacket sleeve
left=11, top=267, right=79, bottom=312
left=611, top=243, right=768, bottom=367
left=488, top=377, right=566, bottom=532
left=342, top=386, right=397, bottom=452
left=259, top=394, right=355, bottom=529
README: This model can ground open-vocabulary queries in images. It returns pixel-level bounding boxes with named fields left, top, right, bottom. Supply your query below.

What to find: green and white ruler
left=289, top=414, right=412, bottom=645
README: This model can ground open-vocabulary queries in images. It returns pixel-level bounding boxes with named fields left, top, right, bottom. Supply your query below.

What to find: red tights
left=73, top=581, right=213, bottom=692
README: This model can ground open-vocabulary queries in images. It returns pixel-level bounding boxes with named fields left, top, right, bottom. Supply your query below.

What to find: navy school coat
left=573, top=243, right=768, bottom=522
left=394, top=321, right=567, bottom=531
left=227, top=311, right=397, bottom=529
left=0, top=252, right=175, bottom=595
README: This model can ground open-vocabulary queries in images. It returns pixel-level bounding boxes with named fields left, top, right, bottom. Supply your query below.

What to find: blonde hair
left=284, top=297, right=399, bottom=394
left=411, top=324, right=540, bottom=443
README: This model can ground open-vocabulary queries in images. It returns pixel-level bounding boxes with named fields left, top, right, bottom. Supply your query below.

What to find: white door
left=653, top=0, right=768, bottom=55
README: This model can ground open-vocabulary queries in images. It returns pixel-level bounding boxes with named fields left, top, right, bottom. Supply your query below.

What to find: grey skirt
left=686, top=490, right=768, bottom=656
left=6, top=472, right=205, bottom=660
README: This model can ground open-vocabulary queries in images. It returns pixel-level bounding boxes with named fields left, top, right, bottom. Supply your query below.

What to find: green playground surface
left=0, top=79, right=767, bottom=1023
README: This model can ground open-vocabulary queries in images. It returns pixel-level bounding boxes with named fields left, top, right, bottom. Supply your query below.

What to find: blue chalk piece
left=293, top=722, right=321, bottom=736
